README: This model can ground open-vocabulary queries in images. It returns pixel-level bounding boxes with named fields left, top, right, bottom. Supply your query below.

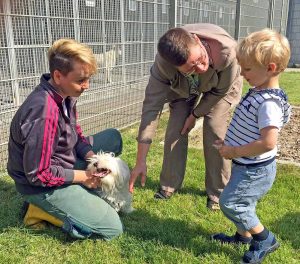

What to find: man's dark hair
left=157, top=28, right=197, bottom=66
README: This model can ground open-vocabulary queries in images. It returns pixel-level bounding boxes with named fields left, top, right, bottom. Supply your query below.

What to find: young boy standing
left=211, top=28, right=291, bottom=264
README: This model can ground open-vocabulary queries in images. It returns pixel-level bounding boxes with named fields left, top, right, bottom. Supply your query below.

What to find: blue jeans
left=24, top=128, right=123, bottom=240
left=219, top=160, right=276, bottom=231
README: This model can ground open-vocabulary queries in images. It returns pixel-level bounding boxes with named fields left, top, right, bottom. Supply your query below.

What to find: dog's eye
left=93, top=162, right=98, bottom=167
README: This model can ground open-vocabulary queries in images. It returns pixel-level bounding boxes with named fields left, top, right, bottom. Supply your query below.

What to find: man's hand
left=181, top=114, right=196, bottom=135
left=129, top=161, right=147, bottom=193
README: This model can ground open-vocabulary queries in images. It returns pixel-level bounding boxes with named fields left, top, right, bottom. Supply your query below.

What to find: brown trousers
left=160, top=98, right=234, bottom=203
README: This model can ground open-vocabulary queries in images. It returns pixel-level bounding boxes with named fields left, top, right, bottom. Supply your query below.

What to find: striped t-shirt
left=224, top=88, right=291, bottom=165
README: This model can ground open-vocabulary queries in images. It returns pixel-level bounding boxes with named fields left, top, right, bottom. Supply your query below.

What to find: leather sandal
left=206, top=198, right=220, bottom=210
left=154, top=189, right=173, bottom=199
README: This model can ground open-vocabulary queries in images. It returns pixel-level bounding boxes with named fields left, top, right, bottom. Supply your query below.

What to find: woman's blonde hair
left=48, top=39, right=97, bottom=76
left=236, top=28, right=290, bottom=73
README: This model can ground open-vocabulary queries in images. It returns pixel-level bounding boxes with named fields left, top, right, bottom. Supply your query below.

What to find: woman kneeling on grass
left=7, top=39, right=123, bottom=240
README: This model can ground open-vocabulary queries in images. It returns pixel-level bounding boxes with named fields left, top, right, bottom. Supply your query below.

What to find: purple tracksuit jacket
left=7, top=74, right=92, bottom=195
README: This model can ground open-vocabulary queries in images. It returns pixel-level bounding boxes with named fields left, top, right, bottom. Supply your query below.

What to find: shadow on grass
left=179, top=187, right=207, bottom=196
left=130, top=175, right=207, bottom=198
left=0, top=176, right=235, bottom=261
left=271, top=212, right=300, bottom=250
left=122, top=208, right=242, bottom=261
left=0, top=177, right=23, bottom=229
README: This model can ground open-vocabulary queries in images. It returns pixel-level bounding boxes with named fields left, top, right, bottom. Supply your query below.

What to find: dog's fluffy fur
left=94, top=45, right=121, bottom=83
left=87, top=152, right=134, bottom=214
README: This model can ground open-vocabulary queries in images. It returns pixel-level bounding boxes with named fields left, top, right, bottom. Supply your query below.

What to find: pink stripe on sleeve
left=38, top=96, right=52, bottom=171
left=37, top=96, right=65, bottom=186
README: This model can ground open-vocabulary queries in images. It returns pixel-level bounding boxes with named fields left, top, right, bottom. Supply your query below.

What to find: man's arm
left=137, top=55, right=173, bottom=143
left=131, top=56, right=172, bottom=192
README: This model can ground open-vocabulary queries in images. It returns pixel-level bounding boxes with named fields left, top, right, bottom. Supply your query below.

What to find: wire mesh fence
left=0, top=0, right=290, bottom=171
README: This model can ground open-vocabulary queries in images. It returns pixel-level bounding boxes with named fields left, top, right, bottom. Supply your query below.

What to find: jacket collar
left=40, top=73, right=77, bottom=107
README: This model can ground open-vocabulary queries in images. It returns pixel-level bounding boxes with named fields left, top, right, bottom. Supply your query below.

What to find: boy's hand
left=213, top=139, right=237, bottom=159
left=213, top=139, right=224, bottom=150
left=218, top=145, right=237, bottom=160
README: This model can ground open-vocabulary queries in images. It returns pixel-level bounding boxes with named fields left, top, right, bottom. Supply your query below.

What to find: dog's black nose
left=93, top=162, right=98, bottom=167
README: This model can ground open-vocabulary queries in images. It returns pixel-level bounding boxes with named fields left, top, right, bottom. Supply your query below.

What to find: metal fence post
left=169, top=0, right=177, bottom=28
left=100, top=0, right=107, bottom=74
left=286, top=0, right=293, bottom=38
left=234, top=0, right=241, bottom=40
left=73, top=0, right=80, bottom=40
left=154, top=0, right=158, bottom=56
left=280, top=0, right=290, bottom=34
left=120, top=0, right=126, bottom=83
left=268, top=0, right=275, bottom=29
left=3, top=0, right=20, bottom=107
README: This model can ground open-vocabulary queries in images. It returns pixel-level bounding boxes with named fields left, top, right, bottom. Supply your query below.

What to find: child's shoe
left=241, top=231, right=280, bottom=263
left=211, top=232, right=252, bottom=245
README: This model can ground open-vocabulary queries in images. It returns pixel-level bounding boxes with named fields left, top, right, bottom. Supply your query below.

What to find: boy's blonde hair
left=236, top=28, right=290, bottom=73
left=48, top=39, right=97, bottom=76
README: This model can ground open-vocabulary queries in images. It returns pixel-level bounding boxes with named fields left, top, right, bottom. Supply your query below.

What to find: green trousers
left=24, top=128, right=123, bottom=240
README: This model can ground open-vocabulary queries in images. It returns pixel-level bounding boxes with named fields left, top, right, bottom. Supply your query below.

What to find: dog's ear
left=97, top=151, right=104, bottom=156
left=87, top=155, right=98, bottom=164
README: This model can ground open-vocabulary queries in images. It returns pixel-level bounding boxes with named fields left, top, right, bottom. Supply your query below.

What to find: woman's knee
left=63, top=205, right=123, bottom=240
left=106, top=128, right=121, bottom=140
left=92, top=128, right=123, bottom=156
left=101, top=220, right=123, bottom=241
left=94, top=206, right=123, bottom=240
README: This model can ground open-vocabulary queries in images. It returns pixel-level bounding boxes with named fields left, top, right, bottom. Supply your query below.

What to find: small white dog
left=94, top=45, right=121, bottom=83
left=87, top=152, right=134, bottom=214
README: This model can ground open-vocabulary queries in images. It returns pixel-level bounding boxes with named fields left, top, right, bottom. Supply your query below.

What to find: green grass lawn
left=242, top=71, right=300, bottom=106
left=280, top=72, right=300, bottom=106
left=0, top=72, right=299, bottom=263
left=1, top=122, right=300, bottom=263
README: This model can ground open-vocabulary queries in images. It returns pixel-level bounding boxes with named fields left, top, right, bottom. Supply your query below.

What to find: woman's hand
left=73, top=170, right=101, bottom=189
